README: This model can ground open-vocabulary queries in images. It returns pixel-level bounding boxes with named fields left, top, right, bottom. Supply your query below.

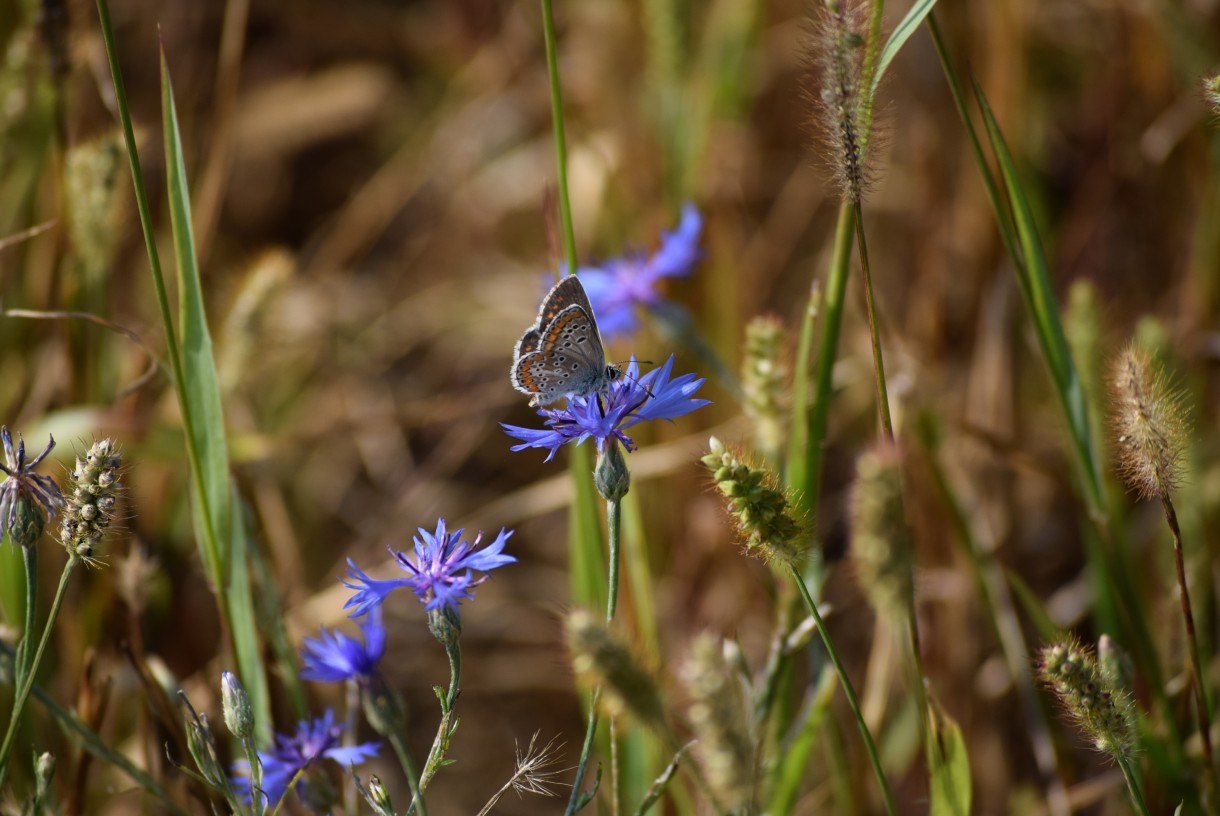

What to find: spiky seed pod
left=849, top=442, right=913, bottom=625
left=1107, top=346, right=1186, bottom=501
left=59, top=439, right=123, bottom=564
left=701, top=437, right=808, bottom=566
left=567, top=610, right=666, bottom=731
left=812, top=0, right=873, bottom=203
left=741, top=316, right=788, bottom=458
left=65, top=133, right=125, bottom=275
left=1205, top=75, right=1220, bottom=117
left=1037, top=639, right=1138, bottom=759
left=681, top=635, right=755, bottom=811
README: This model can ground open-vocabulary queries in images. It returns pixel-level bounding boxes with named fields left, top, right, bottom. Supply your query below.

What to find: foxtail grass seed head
left=65, top=133, right=124, bottom=274
left=812, top=0, right=874, bottom=203
left=594, top=438, right=631, bottom=502
left=0, top=427, right=63, bottom=549
left=221, top=671, right=254, bottom=741
left=681, top=634, right=754, bottom=811
left=59, top=438, right=123, bottom=564
left=567, top=609, right=666, bottom=730
left=1037, top=640, right=1137, bottom=758
left=1097, top=634, right=1134, bottom=694
left=701, top=437, right=808, bottom=566
left=1205, top=74, right=1220, bottom=117
left=1107, top=346, right=1186, bottom=500
left=741, top=316, right=788, bottom=457
left=849, top=442, right=913, bottom=623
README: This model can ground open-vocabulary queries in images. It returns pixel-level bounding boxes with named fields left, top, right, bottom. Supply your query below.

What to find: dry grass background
left=2, top=0, right=1220, bottom=812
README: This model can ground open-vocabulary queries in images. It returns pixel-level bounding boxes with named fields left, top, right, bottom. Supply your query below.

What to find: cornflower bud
left=594, top=439, right=631, bottom=502
left=221, top=671, right=254, bottom=741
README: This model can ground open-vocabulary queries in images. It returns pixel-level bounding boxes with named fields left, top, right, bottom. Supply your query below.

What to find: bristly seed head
left=701, top=437, right=809, bottom=566
left=59, top=438, right=123, bottom=566
left=567, top=609, right=667, bottom=731
left=1205, top=74, right=1220, bottom=118
left=681, top=634, right=755, bottom=811
left=1037, top=639, right=1138, bottom=759
left=741, top=316, right=788, bottom=458
left=1107, top=346, right=1186, bottom=501
left=810, top=0, right=875, bottom=203
left=849, top=441, right=913, bottom=625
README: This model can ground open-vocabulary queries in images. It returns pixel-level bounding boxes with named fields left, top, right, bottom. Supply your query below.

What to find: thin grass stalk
left=852, top=208, right=893, bottom=438
left=1162, top=495, right=1216, bottom=791
left=1115, top=753, right=1152, bottom=816
left=794, top=201, right=855, bottom=521
left=0, top=558, right=77, bottom=782
left=541, top=0, right=577, bottom=271
left=787, top=562, right=896, bottom=816
left=94, top=0, right=225, bottom=589
left=919, top=420, right=1070, bottom=816
left=924, top=12, right=1179, bottom=752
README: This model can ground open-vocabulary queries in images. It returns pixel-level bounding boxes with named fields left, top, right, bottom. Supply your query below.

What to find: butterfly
left=510, top=275, right=622, bottom=407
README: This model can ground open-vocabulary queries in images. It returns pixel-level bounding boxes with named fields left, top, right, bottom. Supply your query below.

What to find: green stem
left=16, top=543, right=38, bottom=691
left=795, top=201, right=855, bottom=522
left=242, top=737, right=265, bottom=816
left=0, top=557, right=78, bottom=785
left=416, top=640, right=461, bottom=799
left=1163, top=495, right=1216, bottom=797
left=1115, top=753, right=1151, bottom=816
left=852, top=203, right=892, bottom=438
left=787, top=563, right=896, bottom=816
left=392, top=733, right=428, bottom=816
left=541, top=0, right=577, bottom=273
left=565, top=692, right=602, bottom=816
left=606, top=500, right=621, bottom=623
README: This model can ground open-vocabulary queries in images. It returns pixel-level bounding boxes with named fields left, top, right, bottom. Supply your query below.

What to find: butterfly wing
left=510, top=304, right=610, bottom=406
left=536, top=275, right=597, bottom=328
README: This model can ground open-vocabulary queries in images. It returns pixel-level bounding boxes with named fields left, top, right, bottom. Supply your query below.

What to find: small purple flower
left=575, top=203, right=702, bottom=338
left=300, top=607, right=387, bottom=683
left=232, top=710, right=379, bottom=807
left=0, top=426, right=63, bottom=547
left=501, top=355, right=710, bottom=462
left=343, top=518, right=515, bottom=617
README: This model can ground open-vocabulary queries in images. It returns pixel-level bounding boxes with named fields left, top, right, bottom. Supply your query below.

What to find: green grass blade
left=969, top=82, right=1103, bottom=515
left=767, top=666, right=837, bottom=814
left=870, top=0, right=938, bottom=102
left=161, top=49, right=271, bottom=736
left=927, top=701, right=971, bottom=816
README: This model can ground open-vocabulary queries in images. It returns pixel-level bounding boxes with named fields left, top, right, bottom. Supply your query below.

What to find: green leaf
left=928, top=700, right=971, bottom=816
left=161, top=50, right=270, bottom=737
left=871, top=0, right=938, bottom=101
left=767, top=667, right=837, bottom=814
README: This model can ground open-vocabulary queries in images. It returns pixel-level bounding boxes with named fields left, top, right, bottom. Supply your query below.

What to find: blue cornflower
left=300, top=607, right=387, bottom=683
left=0, top=426, right=63, bottom=547
left=575, top=203, right=702, bottom=338
left=343, top=518, right=515, bottom=617
left=501, top=355, right=710, bottom=462
left=232, top=710, right=379, bottom=807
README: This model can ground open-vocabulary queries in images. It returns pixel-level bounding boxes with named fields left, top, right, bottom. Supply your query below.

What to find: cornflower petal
left=300, top=607, right=386, bottom=682
left=502, top=355, right=709, bottom=460
left=571, top=203, right=703, bottom=339
left=232, top=710, right=379, bottom=806
left=345, top=520, right=515, bottom=616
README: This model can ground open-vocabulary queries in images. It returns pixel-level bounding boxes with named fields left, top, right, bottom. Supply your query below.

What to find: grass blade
left=160, top=47, right=271, bottom=736
left=870, top=0, right=938, bottom=102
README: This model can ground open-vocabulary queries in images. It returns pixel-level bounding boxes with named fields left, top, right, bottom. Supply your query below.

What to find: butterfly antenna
left=618, top=360, right=656, bottom=401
